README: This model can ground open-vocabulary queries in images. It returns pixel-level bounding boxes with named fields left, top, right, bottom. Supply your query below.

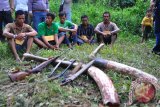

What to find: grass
left=0, top=32, right=159, bottom=106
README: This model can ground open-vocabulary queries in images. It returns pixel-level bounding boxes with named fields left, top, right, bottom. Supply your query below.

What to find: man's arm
left=54, top=34, right=59, bottom=48
left=10, top=0, right=14, bottom=13
left=46, top=0, right=49, bottom=12
left=94, top=23, right=105, bottom=35
left=3, top=24, right=37, bottom=39
left=28, top=0, right=33, bottom=15
left=25, top=30, right=37, bottom=37
left=58, top=22, right=78, bottom=32
left=58, top=27, right=72, bottom=32
left=3, top=24, right=15, bottom=39
left=89, top=25, right=95, bottom=41
left=141, top=24, right=145, bottom=32
left=150, top=0, right=155, bottom=11
left=111, top=23, right=120, bottom=35
left=26, top=25, right=37, bottom=37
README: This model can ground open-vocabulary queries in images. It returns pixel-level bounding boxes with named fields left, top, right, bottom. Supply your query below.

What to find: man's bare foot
left=68, top=44, right=72, bottom=49
left=16, top=58, right=22, bottom=63
left=21, top=56, right=25, bottom=61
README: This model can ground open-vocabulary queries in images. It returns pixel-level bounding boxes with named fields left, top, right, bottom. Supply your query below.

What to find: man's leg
left=21, top=37, right=34, bottom=61
left=58, top=32, right=65, bottom=46
left=96, top=34, right=104, bottom=43
left=145, top=26, right=151, bottom=41
left=0, top=11, right=3, bottom=41
left=71, top=32, right=78, bottom=45
left=8, top=38, right=21, bottom=61
left=90, top=39, right=96, bottom=44
left=26, top=37, right=34, bottom=53
left=40, top=12, right=46, bottom=22
left=24, top=11, right=29, bottom=24
left=77, top=38, right=84, bottom=45
left=3, top=10, right=13, bottom=40
left=110, top=34, right=117, bottom=46
left=152, top=33, right=160, bottom=54
left=34, top=37, right=48, bottom=48
left=33, top=12, right=41, bottom=31
left=66, top=12, right=72, bottom=22
left=58, top=36, right=65, bottom=46
left=64, top=35, right=72, bottom=48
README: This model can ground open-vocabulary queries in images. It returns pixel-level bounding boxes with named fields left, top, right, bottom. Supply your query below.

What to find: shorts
left=15, top=39, right=27, bottom=51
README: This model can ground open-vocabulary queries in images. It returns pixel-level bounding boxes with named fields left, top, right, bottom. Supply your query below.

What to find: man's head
left=46, top=13, right=56, bottom=25
left=59, top=12, right=67, bottom=23
left=103, top=11, right=110, bottom=23
left=15, top=10, right=25, bottom=25
left=146, top=9, right=152, bottom=18
left=81, top=15, right=89, bottom=26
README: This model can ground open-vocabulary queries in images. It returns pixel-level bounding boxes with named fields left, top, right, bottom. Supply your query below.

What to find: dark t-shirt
left=77, top=24, right=94, bottom=39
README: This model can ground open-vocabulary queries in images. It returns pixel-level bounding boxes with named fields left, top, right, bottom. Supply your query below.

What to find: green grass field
left=0, top=0, right=160, bottom=107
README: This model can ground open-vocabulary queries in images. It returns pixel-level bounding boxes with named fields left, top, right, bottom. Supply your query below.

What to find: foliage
left=50, top=0, right=150, bottom=35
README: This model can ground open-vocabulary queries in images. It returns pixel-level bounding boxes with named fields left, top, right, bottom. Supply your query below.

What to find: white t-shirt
left=15, top=0, right=28, bottom=11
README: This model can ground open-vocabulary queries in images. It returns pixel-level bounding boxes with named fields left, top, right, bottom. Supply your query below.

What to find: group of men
left=0, top=0, right=120, bottom=62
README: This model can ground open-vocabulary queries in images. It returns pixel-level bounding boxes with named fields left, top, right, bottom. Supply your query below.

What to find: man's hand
left=10, top=8, right=14, bottom=14
left=16, top=33, right=26, bottom=40
left=150, top=0, right=155, bottom=10
left=50, top=44, right=59, bottom=50
left=70, top=29, right=77, bottom=33
left=102, top=31, right=111, bottom=37
left=55, top=44, right=59, bottom=49
left=88, top=39, right=92, bottom=44
left=53, top=44, right=59, bottom=50
left=102, top=32, right=107, bottom=36
left=29, top=11, right=33, bottom=17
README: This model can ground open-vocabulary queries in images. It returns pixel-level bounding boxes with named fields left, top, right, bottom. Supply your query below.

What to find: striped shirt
left=77, top=24, right=94, bottom=39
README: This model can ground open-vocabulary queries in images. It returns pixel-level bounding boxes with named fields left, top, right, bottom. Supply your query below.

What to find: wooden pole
left=89, top=43, right=104, bottom=59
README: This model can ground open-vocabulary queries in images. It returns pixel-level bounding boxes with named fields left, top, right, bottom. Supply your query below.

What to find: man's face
left=59, top=15, right=66, bottom=23
left=16, top=15, right=25, bottom=25
left=103, top=13, right=110, bottom=22
left=81, top=17, right=88, bottom=25
left=46, top=16, right=53, bottom=25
